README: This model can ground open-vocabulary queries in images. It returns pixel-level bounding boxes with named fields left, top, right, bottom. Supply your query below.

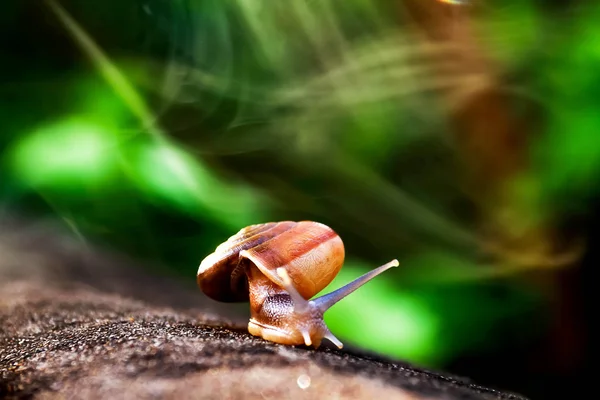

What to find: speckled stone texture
left=0, top=218, right=527, bottom=400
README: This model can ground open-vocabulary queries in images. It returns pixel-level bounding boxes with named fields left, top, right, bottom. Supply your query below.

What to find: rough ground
left=0, top=218, right=528, bottom=400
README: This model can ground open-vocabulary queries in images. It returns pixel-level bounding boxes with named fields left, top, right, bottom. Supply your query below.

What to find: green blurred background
left=2, top=0, right=596, bottom=397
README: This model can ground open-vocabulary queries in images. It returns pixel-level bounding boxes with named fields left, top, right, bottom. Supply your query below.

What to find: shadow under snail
left=197, top=221, right=398, bottom=349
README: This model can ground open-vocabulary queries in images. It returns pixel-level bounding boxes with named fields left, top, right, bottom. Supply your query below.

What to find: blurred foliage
left=1, top=0, right=597, bottom=396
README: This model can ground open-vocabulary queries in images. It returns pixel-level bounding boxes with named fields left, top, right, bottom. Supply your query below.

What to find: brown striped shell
left=197, top=221, right=345, bottom=303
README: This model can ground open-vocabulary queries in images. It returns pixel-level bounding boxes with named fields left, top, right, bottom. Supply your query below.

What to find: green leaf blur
left=0, top=0, right=594, bottom=385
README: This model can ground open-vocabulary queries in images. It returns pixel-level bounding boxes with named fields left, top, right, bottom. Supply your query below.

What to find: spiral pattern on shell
left=197, top=221, right=345, bottom=302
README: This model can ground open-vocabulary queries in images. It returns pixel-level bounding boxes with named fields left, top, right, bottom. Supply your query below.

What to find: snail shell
left=197, top=221, right=344, bottom=302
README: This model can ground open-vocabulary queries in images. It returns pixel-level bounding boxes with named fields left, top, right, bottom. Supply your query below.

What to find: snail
left=197, top=221, right=398, bottom=349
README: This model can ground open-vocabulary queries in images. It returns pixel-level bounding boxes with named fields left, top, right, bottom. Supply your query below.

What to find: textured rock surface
left=0, top=218, right=527, bottom=399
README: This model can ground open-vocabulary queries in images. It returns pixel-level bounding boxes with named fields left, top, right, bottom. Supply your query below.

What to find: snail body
left=197, top=221, right=398, bottom=348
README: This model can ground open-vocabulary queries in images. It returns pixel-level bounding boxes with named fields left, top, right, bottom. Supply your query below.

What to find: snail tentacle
left=276, top=267, right=310, bottom=313
left=302, top=330, right=313, bottom=347
left=313, top=259, right=399, bottom=313
left=323, top=330, right=343, bottom=349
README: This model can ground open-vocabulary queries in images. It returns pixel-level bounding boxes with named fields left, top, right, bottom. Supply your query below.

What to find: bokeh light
left=125, top=141, right=267, bottom=228
left=9, top=120, right=118, bottom=190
